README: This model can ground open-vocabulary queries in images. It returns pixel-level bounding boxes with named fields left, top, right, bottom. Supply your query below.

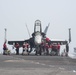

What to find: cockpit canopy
left=34, top=20, right=42, bottom=33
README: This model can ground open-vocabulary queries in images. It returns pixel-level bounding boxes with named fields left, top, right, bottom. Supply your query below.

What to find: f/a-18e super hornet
left=8, top=20, right=68, bottom=55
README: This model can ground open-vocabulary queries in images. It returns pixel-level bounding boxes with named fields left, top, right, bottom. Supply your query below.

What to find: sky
left=0, top=0, right=76, bottom=54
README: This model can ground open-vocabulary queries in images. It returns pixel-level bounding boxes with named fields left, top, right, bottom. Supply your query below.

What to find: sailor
left=22, top=42, right=29, bottom=55
left=57, top=43, right=60, bottom=55
left=26, top=43, right=29, bottom=53
left=15, top=43, right=20, bottom=55
left=22, top=42, right=26, bottom=55
left=3, top=41, right=7, bottom=55
left=45, top=43, right=49, bottom=55
left=66, top=43, right=69, bottom=56
left=51, top=43, right=58, bottom=55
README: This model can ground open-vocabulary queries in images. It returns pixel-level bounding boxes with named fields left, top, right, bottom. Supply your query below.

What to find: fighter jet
left=8, top=20, right=68, bottom=55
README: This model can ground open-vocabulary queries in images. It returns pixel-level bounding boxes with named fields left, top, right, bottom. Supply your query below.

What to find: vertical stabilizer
left=44, top=23, right=50, bottom=34
left=26, top=24, right=31, bottom=38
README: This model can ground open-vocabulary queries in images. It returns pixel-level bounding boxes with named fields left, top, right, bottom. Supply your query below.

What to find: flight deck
left=0, top=54, right=76, bottom=75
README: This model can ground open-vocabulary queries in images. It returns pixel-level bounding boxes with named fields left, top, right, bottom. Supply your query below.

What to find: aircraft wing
left=8, top=39, right=29, bottom=47
left=50, top=39, right=68, bottom=45
left=8, top=37, right=35, bottom=47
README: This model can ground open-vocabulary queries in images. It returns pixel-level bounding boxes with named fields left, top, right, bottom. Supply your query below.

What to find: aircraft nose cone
left=35, top=35, right=42, bottom=45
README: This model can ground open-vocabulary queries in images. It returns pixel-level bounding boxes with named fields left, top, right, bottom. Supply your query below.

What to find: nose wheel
left=35, top=45, right=42, bottom=55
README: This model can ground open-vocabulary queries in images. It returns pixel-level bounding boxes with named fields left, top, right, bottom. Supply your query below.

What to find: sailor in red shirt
left=57, top=43, right=60, bottom=55
left=45, top=43, right=49, bottom=55
left=22, top=42, right=29, bottom=55
left=3, top=42, right=7, bottom=55
left=51, top=43, right=58, bottom=55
